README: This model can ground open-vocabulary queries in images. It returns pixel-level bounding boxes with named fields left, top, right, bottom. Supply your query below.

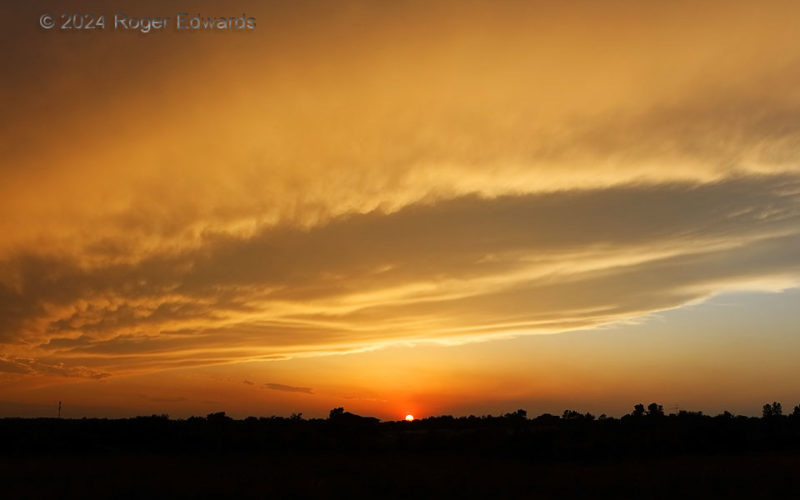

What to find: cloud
left=0, top=356, right=109, bottom=379
left=0, top=358, right=32, bottom=375
left=5, top=0, right=800, bottom=268
left=263, top=383, right=314, bottom=395
left=4, top=1, right=800, bottom=382
left=0, top=175, right=797, bottom=377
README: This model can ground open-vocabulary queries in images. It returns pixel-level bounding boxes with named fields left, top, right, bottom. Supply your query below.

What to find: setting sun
left=405, top=414, right=415, bottom=422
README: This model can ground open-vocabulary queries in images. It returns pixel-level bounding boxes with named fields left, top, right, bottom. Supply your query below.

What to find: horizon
left=3, top=0, right=800, bottom=421
left=9, top=400, right=798, bottom=422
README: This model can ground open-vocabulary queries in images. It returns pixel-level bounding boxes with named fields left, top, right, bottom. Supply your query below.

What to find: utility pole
left=58, top=401, right=61, bottom=418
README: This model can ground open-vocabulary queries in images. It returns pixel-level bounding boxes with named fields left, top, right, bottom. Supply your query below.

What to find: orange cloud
left=3, top=0, right=800, bottom=393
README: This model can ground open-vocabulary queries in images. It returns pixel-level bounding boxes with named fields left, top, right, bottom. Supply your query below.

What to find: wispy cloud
left=0, top=356, right=109, bottom=379
left=263, top=383, right=314, bottom=395
left=0, top=175, right=796, bottom=378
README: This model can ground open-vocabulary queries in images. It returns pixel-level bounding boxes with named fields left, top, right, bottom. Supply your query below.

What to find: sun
left=405, top=414, right=415, bottom=422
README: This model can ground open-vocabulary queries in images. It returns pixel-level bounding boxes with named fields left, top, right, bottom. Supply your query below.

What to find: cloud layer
left=2, top=175, right=800, bottom=377
left=3, top=0, right=800, bottom=381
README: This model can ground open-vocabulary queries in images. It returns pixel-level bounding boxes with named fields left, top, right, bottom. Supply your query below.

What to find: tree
left=329, top=407, right=344, bottom=419
left=504, top=409, right=527, bottom=420
left=206, top=411, right=231, bottom=423
left=632, top=404, right=645, bottom=417
left=762, top=402, right=782, bottom=418
left=647, top=403, right=664, bottom=417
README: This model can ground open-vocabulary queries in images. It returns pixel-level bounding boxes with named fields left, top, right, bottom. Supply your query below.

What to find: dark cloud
left=0, top=358, right=32, bottom=374
left=263, top=383, right=314, bottom=394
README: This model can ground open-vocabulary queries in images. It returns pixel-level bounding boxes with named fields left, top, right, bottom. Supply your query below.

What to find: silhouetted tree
left=561, top=410, right=595, bottom=421
left=793, top=405, right=800, bottom=418
left=206, top=411, right=231, bottom=423
left=632, top=404, right=645, bottom=417
left=762, top=402, right=782, bottom=418
left=647, top=403, right=664, bottom=417
left=504, top=409, right=527, bottom=420
left=329, top=407, right=344, bottom=419
left=534, top=413, right=559, bottom=424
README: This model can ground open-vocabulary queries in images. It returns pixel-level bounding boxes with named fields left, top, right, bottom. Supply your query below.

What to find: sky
left=2, top=0, right=800, bottom=420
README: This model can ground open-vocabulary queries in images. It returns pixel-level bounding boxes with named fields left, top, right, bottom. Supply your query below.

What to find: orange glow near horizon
left=2, top=0, right=800, bottom=419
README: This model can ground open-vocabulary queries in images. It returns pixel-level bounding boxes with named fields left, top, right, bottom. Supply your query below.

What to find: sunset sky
left=2, top=0, right=800, bottom=420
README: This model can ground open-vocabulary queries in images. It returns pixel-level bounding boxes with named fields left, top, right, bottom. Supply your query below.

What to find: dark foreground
left=3, top=407, right=800, bottom=498
left=4, top=452, right=800, bottom=498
